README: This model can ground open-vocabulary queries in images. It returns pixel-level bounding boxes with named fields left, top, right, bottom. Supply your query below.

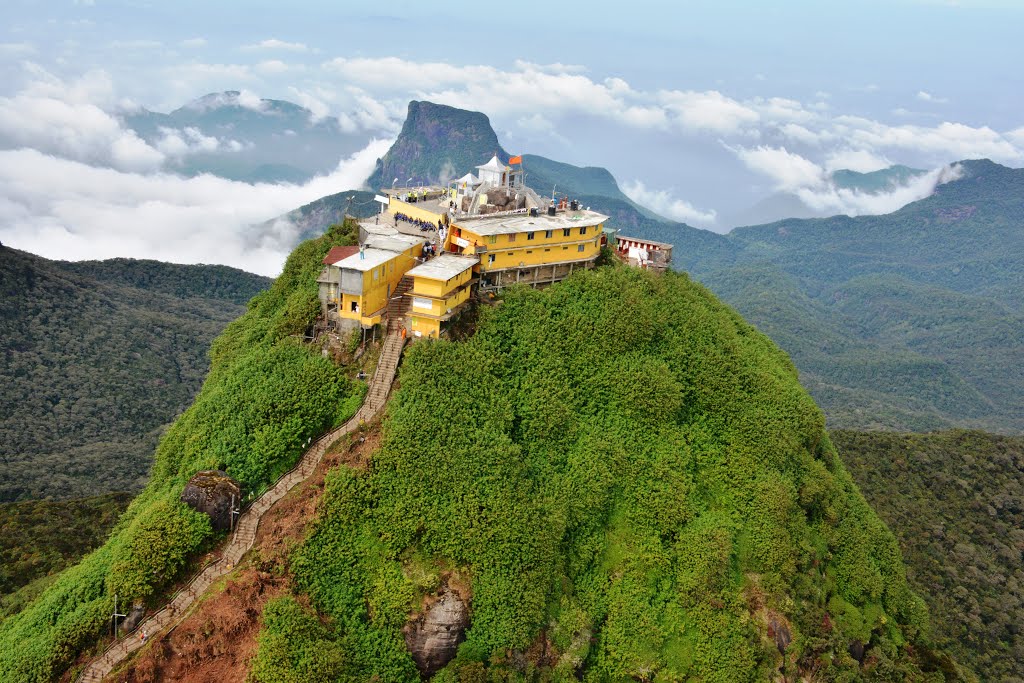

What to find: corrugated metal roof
left=456, top=210, right=609, bottom=237
left=406, top=254, right=478, bottom=281
left=334, top=248, right=399, bottom=272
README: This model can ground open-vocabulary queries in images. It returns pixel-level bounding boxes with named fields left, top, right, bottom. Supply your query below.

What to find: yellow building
left=405, top=254, right=478, bottom=337
left=444, top=209, right=608, bottom=290
left=323, top=234, right=424, bottom=329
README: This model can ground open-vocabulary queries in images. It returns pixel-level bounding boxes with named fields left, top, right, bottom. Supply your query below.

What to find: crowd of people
left=393, top=212, right=439, bottom=232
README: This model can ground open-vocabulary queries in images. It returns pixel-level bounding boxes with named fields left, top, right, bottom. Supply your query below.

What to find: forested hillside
left=0, top=222, right=365, bottom=683
left=250, top=266, right=962, bottom=681
left=0, top=493, right=131, bottom=620
left=0, top=245, right=271, bottom=502
left=835, top=430, right=1024, bottom=681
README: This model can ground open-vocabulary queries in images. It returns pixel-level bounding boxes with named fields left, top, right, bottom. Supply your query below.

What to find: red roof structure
left=322, top=246, right=360, bottom=265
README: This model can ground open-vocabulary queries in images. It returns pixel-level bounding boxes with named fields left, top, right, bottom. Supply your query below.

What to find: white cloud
left=286, top=86, right=330, bottom=122
left=180, top=37, right=207, bottom=49
left=794, top=163, right=963, bottom=216
left=622, top=180, right=717, bottom=226
left=0, top=92, right=164, bottom=171
left=155, top=126, right=235, bottom=157
left=834, top=116, right=1022, bottom=163
left=917, top=90, right=949, bottom=104
left=731, top=145, right=827, bottom=192
left=255, top=60, right=293, bottom=75
left=659, top=89, right=759, bottom=134
left=824, top=148, right=892, bottom=173
left=1003, top=126, right=1024, bottom=146
left=243, top=38, right=309, bottom=52
left=778, top=123, right=832, bottom=146
left=0, top=139, right=391, bottom=277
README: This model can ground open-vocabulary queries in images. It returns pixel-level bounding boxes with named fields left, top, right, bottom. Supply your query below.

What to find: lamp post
left=112, top=594, right=127, bottom=638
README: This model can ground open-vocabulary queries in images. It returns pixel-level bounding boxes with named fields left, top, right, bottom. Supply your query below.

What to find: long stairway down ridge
left=75, top=329, right=408, bottom=683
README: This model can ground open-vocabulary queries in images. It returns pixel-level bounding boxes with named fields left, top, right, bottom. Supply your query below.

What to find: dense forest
left=0, top=493, right=131, bottom=621
left=0, top=222, right=365, bottom=683
left=0, top=245, right=270, bottom=502
left=835, top=430, right=1024, bottom=681
left=249, top=265, right=962, bottom=681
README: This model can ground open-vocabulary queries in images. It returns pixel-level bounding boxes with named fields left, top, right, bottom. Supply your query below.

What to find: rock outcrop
left=180, top=470, right=241, bottom=531
left=404, top=582, right=471, bottom=678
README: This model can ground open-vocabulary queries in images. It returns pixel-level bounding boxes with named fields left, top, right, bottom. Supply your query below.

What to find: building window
left=578, top=245, right=585, bottom=252
left=544, top=248, right=551, bottom=252
left=527, top=231, right=535, bottom=240
left=563, top=246, right=569, bottom=250
left=563, top=228, right=571, bottom=237
left=350, top=301, right=359, bottom=312
left=372, top=268, right=379, bottom=280
left=545, top=230, right=553, bottom=238
left=508, top=234, right=516, bottom=242
left=488, top=235, right=497, bottom=244
left=488, top=254, right=495, bottom=264
left=580, top=226, right=587, bottom=235
left=526, top=250, right=533, bottom=255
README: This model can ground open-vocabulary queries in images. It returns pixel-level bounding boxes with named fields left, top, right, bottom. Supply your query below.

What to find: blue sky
left=0, top=0, right=1021, bottom=272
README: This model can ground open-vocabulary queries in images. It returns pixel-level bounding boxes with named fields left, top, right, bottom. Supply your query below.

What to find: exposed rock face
left=404, top=584, right=471, bottom=678
left=121, top=602, right=146, bottom=632
left=180, top=470, right=241, bottom=531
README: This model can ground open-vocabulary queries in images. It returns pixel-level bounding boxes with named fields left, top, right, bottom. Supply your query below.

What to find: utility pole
left=112, top=594, right=126, bottom=639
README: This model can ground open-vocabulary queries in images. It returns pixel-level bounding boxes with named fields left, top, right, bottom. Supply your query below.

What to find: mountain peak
left=367, top=100, right=508, bottom=189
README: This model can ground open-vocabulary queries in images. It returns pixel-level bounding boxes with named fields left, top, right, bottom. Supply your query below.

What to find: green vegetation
left=834, top=430, right=1024, bottom=682
left=0, top=493, right=131, bottom=618
left=0, top=222, right=364, bottom=683
left=0, top=245, right=271, bottom=502
left=255, top=265, right=956, bottom=681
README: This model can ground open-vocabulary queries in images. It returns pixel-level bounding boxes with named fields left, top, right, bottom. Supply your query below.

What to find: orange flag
left=508, top=155, right=522, bottom=165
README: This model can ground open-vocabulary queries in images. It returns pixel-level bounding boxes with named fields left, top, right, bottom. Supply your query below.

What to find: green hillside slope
left=253, top=266, right=961, bottom=681
left=0, top=246, right=271, bottom=502
left=834, top=430, right=1024, bottom=681
left=0, top=223, right=365, bottom=683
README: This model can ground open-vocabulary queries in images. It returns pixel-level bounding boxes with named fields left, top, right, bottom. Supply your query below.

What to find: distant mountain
left=725, top=165, right=929, bottom=228
left=0, top=245, right=271, bottom=501
left=832, top=164, right=927, bottom=191
left=123, top=91, right=370, bottom=183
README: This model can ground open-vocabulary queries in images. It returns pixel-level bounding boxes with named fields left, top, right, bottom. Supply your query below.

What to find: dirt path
left=75, top=331, right=405, bottom=683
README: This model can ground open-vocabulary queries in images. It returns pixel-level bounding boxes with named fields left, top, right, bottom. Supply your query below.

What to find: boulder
left=404, top=583, right=470, bottom=678
left=121, top=602, right=146, bottom=632
left=180, top=470, right=241, bottom=531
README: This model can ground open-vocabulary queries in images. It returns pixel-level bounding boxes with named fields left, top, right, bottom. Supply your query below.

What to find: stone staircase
left=75, top=329, right=407, bottom=683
